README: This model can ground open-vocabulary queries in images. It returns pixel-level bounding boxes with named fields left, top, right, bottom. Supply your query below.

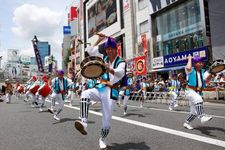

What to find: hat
left=172, top=73, right=177, bottom=77
left=104, top=37, right=117, bottom=49
left=192, top=56, right=204, bottom=63
left=57, top=70, right=64, bottom=75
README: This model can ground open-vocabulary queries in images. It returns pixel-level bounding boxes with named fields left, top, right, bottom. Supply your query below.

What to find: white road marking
left=46, top=100, right=225, bottom=148
left=128, top=105, right=225, bottom=119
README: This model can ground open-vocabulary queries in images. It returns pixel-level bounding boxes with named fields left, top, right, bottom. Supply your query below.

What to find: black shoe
left=34, top=102, right=38, bottom=105
left=48, top=108, right=54, bottom=114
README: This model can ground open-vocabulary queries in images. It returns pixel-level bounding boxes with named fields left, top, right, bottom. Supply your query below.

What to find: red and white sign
left=117, top=43, right=122, bottom=57
left=141, top=33, right=147, bottom=56
left=70, top=7, right=78, bottom=21
left=134, top=56, right=147, bottom=76
left=123, top=0, right=130, bottom=12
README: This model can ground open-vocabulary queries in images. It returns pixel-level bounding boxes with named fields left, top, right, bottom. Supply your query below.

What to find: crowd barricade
left=129, top=91, right=189, bottom=106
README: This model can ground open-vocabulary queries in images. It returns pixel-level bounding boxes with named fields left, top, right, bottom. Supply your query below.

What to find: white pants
left=119, top=91, right=129, bottom=111
left=51, top=92, right=64, bottom=116
left=185, top=89, right=203, bottom=116
left=170, top=91, right=178, bottom=107
left=5, top=93, right=12, bottom=103
left=35, top=92, right=47, bottom=108
left=81, top=86, right=114, bottom=129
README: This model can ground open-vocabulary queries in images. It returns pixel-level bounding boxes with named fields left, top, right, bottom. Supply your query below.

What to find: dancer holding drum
left=183, top=56, right=214, bottom=130
left=74, top=34, right=126, bottom=149
left=35, top=75, right=51, bottom=112
left=24, top=76, right=38, bottom=106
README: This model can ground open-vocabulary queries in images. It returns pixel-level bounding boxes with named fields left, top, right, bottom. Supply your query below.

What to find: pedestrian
left=4, top=79, right=13, bottom=104
left=74, top=35, right=126, bottom=149
left=168, top=73, right=180, bottom=111
left=183, top=56, right=214, bottom=130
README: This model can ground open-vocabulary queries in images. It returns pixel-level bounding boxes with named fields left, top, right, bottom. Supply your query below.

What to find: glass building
left=152, top=0, right=203, bottom=58
left=37, top=41, right=51, bottom=67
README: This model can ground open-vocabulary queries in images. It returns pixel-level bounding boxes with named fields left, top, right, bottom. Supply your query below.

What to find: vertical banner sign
left=70, top=7, right=78, bottom=21
left=32, top=36, right=44, bottom=72
left=117, top=42, right=121, bottom=56
left=123, top=0, right=130, bottom=12
left=134, top=56, right=147, bottom=76
left=141, top=33, right=147, bottom=55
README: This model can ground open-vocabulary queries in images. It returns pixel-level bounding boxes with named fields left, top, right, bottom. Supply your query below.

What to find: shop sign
left=153, top=56, right=164, bottom=69
left=163, top=23, right=202, bottom=41
left=164, top=47, right=208, bottom=67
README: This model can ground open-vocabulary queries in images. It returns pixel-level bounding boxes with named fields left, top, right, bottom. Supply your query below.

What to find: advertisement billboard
left=7, top=49, right=19, bottom=62
left=85, top=0, right=121, bottom=43
left=149, top=0, right=178, bottom=14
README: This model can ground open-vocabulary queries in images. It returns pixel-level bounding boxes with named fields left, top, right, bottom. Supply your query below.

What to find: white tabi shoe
left=53, top=115, right=60, bottom=121
left=169, top=106, right=173, bottom=111
left=99, top=138, right=107, bottom=149
left=174, top=104, right=178, bottom=108
left=74, top=120, right=87, bottom=135
left=201, top=115, right=212, bottom=124
left=183, top=122, right=194, bottom=130
left=39, top=108, right=43, bottom=112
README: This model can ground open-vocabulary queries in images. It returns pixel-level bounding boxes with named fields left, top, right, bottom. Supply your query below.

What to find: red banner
left=141, top=33, right=147, bottom=55
left=134, top=56, right=147, bottom=76
left=117, top=43, right=121, bottom=56
left=70, top=7, right=78, bottom=21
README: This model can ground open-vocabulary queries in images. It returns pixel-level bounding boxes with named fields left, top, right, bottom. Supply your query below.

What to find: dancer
left=183, top=56, right=213, bottom=130
left=74, top=35, right=126, bottom=149
left=49, top=70, right=73, bottom=121
left=4, top=79, right=13, bottom=104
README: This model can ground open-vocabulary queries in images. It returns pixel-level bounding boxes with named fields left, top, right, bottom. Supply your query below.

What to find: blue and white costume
left=75, top=38, right=126, bottom=149
left=50, top=76, right=73, bottom=120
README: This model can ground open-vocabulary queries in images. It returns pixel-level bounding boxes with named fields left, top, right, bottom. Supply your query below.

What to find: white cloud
left=12, top=4, right=63, bottom=39
left=11, top=3, right=64, bottom=68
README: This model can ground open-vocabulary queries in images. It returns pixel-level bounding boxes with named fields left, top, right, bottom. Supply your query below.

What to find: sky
left=0, top=0, right=79, bottom=69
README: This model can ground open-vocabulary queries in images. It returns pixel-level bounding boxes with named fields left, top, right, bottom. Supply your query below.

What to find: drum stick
left=77, top=39, right=91, bottom=45
left=96, top=33, right=114, bottom=39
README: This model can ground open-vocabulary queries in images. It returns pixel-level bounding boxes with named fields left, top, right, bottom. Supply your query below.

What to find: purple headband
left=57, top=70, right=64, bottom=75
left=192, top=56, right=204, bottom=63
left=172, top=73, right=177, bottom=77
left=104, top=37, right=117, bottom=49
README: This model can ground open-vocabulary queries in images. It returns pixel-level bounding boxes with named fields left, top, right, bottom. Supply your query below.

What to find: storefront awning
left=151, top=65, right=186, bottom=72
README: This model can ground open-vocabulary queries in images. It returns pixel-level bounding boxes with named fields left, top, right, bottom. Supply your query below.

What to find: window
left=138, top=0, right=148, bottom=10
left=139, top=20, right=149, bottom=35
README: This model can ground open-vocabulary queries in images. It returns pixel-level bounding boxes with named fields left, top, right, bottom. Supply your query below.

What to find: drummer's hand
left=187, top=55, right=192, bottom=60
left=97, top=33, right=106, bottom=41
left=105, top=63, right=110, bottom=73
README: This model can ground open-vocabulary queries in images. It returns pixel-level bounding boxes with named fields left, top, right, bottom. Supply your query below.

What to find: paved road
left=0, top=95, right=225, bottom=150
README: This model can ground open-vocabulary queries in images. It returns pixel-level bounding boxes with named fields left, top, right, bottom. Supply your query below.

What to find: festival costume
left=75, top=40, right=126, bottom=149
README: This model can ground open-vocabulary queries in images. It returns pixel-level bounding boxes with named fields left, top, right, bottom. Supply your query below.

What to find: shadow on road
left=108, top=141, right=150, bottom=150
left=52, top=118, right=76, bottom=124
left=122, top=113, right=145, bottom=118
left=195, top=126, right=225, bottom=137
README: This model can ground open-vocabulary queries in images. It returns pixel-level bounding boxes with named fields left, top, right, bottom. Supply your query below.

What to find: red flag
left=117, top=43, right=121, bottom=56
left=134, top=56, right=147, bottom=76
left=141, top=33, right=147, bottom=55
left=70, top=7, right=78, bottom=21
